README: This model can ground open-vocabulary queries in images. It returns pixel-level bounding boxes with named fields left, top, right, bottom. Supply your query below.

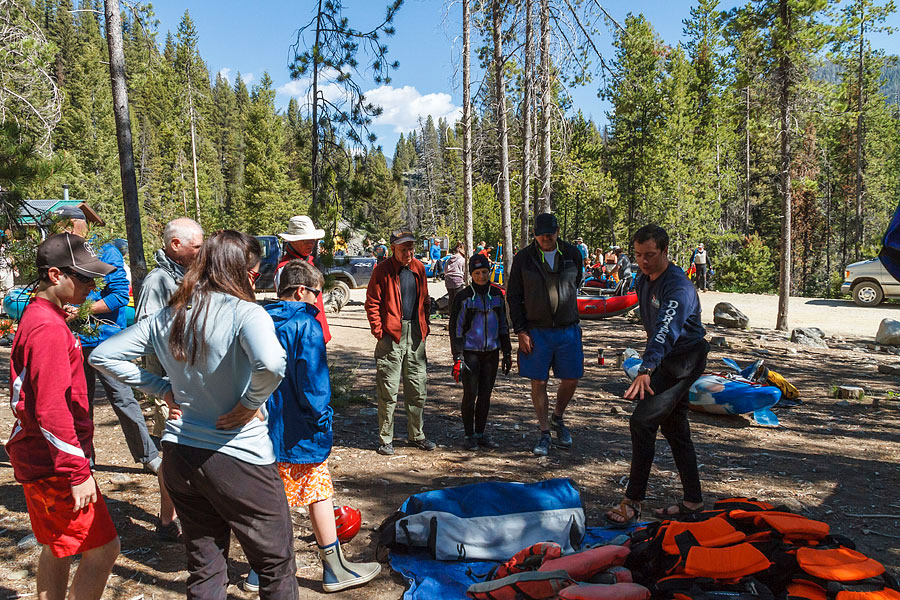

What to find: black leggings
left=626, top=341, right=709, bottom=504
left=460, top=350, right=499, bottom=436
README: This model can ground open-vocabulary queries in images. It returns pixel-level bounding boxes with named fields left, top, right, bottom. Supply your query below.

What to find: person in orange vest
left=277, top=215, right=332, bottom=344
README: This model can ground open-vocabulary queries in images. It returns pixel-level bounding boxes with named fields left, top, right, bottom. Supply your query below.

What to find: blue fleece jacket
left=636, top=262, right=706, bottom=371
left=80, top=243, right=131, bottom=347
left=263, top=300, right=333, bottom=464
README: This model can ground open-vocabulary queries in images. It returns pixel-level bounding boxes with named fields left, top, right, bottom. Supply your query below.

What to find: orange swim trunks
left=277, top=461, right=334, bottom=507
left=22, top=476, right=118, bottom=558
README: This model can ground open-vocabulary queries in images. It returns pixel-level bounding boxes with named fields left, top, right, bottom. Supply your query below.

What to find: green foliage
left=715, top=234, right=777, bottom=294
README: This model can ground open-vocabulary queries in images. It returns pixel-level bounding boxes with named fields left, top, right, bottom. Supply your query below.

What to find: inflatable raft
left=3, top=286, right=136, bottom=327
left=622, top=350, right=782, bottom=426
left=577, top=290, right=639, bottom=319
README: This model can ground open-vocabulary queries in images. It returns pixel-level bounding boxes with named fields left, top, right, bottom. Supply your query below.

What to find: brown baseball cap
left=37, top=233, right=115, bottom=278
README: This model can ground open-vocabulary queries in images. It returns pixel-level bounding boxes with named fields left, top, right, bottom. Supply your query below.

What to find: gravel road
left=696, top=291, right=899, bottom=339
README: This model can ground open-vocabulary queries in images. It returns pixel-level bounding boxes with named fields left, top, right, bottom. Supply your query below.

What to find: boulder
left=713, top=303, right=749, bottom=329
left=791, top=327, right=828, bottom=349
left=875, top=318, right=900, bottom=346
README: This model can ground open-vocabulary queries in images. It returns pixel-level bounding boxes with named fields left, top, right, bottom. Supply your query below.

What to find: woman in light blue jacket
left=90, top=231, right=297, bottom=600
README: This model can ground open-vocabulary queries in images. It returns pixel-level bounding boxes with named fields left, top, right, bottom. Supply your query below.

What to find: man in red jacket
left=365, top=229, right=435, bottom=455
left=7, top=233, right=120, bottom=599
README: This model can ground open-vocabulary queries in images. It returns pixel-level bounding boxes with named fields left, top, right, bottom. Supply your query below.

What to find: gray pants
left=83, top=346, right=159, bottom=465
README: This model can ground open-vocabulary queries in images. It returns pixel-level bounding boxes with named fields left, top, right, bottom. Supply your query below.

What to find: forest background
left=2, top=0, right=900, bottom=302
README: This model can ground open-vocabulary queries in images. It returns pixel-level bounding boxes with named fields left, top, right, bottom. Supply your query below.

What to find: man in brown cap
left=365, top=229, right=435, bottom=455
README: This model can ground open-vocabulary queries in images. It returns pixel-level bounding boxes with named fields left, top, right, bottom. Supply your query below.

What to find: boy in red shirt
left=7, top=233, right=120, bottom=600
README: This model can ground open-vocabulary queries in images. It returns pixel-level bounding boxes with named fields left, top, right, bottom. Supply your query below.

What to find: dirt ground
left=1, top=286, right=899, bottom=600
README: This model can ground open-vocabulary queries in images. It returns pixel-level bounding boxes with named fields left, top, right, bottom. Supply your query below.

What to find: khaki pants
left=376, top=320, right=428, bottom=445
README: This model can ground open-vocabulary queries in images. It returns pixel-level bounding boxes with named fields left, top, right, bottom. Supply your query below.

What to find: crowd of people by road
left=6, top=203, right=712, bottom=599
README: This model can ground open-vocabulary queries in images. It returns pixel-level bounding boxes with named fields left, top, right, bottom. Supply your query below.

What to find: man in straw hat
left=278, top=215, right=331, bottom=344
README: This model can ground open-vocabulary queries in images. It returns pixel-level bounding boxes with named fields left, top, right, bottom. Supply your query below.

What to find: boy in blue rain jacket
left=449, top=254, right=512, bottom=450
left=248, top=259, right=380, bottom=594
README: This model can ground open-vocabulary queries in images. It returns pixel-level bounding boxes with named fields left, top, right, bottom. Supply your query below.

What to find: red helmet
left=334, top=506, right=362, bottom=542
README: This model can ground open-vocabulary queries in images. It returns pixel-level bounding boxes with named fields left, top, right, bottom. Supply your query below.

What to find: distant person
left=605, top=224, right=708, bottom=527
left=429, top=237, right=443, bottom=281
left=374, top=238, right=388, bottom=263
left=444, top=241, right=467, bottom=310
left=56, top=205, right=160, bottom=475
left=691, top=242, right=710, bottom=291
left=575, top=237, right=589, bottom=261
left=277, top=215, right=331, bottom=344
left=479, top=245, right=493, bottom=259
left=111, top=238, right=131, bottom=285
left=90, top=231, right=298, bottom=598
left=7, top=233, right=120, bottom=600
left=135, top=216, right=204, bottom=543
left=364, top=229, right=435, bottom=455
left=449, top=254, right=511, bottom=450
left=610, top=246, right=632, bottom=288
left=243, top=259, right=380, bottom=593
left=0, top=235, right=16, bottom=299
left=507, top=213, right=584, bottom=456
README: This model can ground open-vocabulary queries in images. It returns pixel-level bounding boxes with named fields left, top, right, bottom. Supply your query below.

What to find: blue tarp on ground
left=389, top=525, right=640, bottom=600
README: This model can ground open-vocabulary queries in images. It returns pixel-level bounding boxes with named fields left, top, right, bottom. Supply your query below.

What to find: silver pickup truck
left=841, top=257, right=899, bottom=306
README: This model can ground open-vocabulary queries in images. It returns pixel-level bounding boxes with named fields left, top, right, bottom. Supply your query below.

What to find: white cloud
left=217, top=68, right=254, bottom=86
left=217, top=67, right=232, bottom=82
left=366, top=85, right=461, bottom=134
left=244, top=73, right=255, bottom=84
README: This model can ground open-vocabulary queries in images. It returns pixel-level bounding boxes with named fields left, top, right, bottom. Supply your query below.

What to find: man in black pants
left=606, top=224, right=709, bottom=525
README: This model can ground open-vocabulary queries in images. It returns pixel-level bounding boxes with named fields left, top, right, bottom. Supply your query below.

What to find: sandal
left=604, top=498, right=642, bottom=529
left=653, top=501, right=704, bottom=520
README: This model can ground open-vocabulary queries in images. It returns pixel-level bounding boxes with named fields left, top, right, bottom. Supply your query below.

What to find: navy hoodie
left=263, top=300, right=333, bottom=464
left=636, top=263, right=706, bottom=371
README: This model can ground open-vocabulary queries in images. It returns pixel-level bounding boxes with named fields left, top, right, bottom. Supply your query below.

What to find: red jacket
left=365, top=256, right=430, bottom=343
left=6, top=298, right=93, bottom=485
left=276, top=250, right=332, bottom=344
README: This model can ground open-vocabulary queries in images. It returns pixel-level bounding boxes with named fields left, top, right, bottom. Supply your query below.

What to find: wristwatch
left=637, top=366, right=653, bottom=376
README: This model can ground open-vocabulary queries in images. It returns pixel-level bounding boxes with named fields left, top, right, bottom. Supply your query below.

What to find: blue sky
left=149, top=0, right=899, bottom=154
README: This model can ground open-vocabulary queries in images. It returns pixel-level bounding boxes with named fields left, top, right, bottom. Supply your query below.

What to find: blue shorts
left=518, top=323, right=584, bottom=381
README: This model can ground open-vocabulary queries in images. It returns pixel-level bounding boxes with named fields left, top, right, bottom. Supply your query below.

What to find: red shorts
left=22, top=476, right=118, bottom=558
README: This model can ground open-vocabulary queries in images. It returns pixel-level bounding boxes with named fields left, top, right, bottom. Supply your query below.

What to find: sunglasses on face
left=63, top=269, right=94, bottom=284
left=248, top=269, right=261, bottom=284
left=302, top=285, right=322, bottom=298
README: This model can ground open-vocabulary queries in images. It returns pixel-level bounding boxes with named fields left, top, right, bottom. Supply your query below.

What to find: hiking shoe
left=411, top=438, right=436, bottom=451
left=476, top=434, right=499, bottom=449
left=550, top=414, right=573, bottom=448
left=157, top=518, right=183, bottom=543
left=243, top=569, right=260, bottom=593
left=533, top=434, right=551, bottom=456
left=463, top=436, right=478, bottom=450
left=376, top=443, right=394, bottom=456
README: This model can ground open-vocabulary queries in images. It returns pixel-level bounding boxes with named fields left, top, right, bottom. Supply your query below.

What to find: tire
left=330, top=279, right=352, bottom=308
left=852, top=281, right=883, bottom=307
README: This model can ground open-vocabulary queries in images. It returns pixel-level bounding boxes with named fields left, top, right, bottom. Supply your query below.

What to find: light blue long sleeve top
left=89, top=292, right=287, bottom=465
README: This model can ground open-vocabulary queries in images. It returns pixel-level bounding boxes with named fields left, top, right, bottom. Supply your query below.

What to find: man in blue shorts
left=507, top=213, right=584, bottom=456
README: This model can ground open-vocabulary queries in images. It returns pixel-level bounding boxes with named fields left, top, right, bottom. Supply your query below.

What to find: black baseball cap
left=534, top=213, right=559, bottom=236
left=37, top=233, right=115, bottom=278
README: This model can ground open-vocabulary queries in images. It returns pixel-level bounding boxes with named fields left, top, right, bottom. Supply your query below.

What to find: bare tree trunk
left=775, top=0, right=792, bottom=332
left=744, top=85, right=750, bottom=233
left=492, top=0, right=513, bottom=277
left=187, top=69, right=201, bottom=224
left=854, top=14, right=865, bottom=259
left=104, top=0, right=147, bottom=296
left=310, top=0, right=324, bottom=216
left=520, top=0, right=534, bottom=248
left=462, top=0, right=474, bottom=262
left=537, top=0, right=551, bottom=214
